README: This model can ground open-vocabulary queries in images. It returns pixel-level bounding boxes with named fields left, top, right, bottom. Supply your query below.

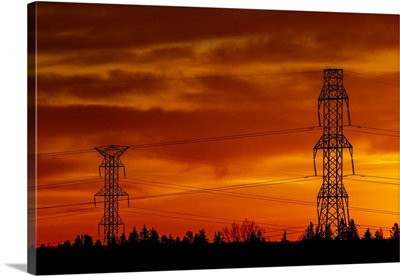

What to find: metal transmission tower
left=94, top=145, right=129, bottom=245
left=313, top=69, right=355, bottom=237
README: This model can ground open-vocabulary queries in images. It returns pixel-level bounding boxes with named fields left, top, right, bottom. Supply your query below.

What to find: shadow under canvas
left=6, top=263, right=27, bottom=273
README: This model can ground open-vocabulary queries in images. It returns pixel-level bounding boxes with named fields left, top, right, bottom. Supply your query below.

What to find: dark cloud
left=41, top=45, right=197, bottom=67
left=36, top=154, right=98, bottom=180
left=177, top=71, right=322, bottom=113
left=35, top=2, right=398, bottom=56
left=36, top=104, right=317, bottom=158
left=37, top=70, right=170, bottom=101
left=36, top=68, right=321, bottom=111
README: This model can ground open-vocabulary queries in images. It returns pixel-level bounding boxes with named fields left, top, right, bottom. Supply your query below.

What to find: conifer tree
left=363, top=228, right=372, bottom=241
left=390, top=222, right=399, bottom=240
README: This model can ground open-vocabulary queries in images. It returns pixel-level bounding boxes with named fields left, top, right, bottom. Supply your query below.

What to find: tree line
left=33, top=219, right=399, bottom=275
left=43, top=219, right=399, bottom=249
left=301, top=220, right=399, bottom=242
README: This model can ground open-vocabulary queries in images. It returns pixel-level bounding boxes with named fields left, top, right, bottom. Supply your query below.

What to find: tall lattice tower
left=94, top=145, right=129, bottom=245
left=313, top=69, right=355, bottom=237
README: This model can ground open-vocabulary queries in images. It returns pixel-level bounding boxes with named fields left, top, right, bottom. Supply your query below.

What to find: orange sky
left=29, top=2, right=399, bottom=246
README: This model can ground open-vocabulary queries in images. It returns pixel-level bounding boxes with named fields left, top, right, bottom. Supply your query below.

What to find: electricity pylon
left=94, top=145, right=129, bottom=245
left=313, top=69, right=355, bottom=237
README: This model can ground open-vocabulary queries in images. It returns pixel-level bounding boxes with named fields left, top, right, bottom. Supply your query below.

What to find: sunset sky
left=30, top=2, right=399, bottom=246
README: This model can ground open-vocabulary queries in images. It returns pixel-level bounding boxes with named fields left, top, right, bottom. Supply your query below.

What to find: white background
left=0, top=0, right=399, bottom=276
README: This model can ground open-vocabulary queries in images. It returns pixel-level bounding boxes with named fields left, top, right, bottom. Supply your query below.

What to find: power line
left=35, top=203, right=394, bottom=241
left=35, top=201, right=307, bottom=234
left=119, top=208, right=308, bottom=237
left=350, top=206, right=398, bottom=216
left=345, top=72, right=399, bottom=86
left=345, top=178, right=399, bottom=186
left=33, top=123, right=399, bottom=157
left=353, top=174, right=399, bottom=181
left=344, top=124, right=399, bottom=138
left=347, top=125, right=399, bottom=133
left=135, top=148, right=308, bottom=177
left=34, top=126, right=320, bottom=157
left=35, top=207, right=98, bottom=218
left=132, top=187, right=314, bottom=206
left=34, top=148, right=96, bottom=157
left=36, top=203, right=394, bottom=241
left=123, top=177, right=319, bottom=206
left=120, top=209, right=306, bottom=234
left=268, top=229, right=305, bottom=239
left=345, top=129, right=400, bottom=138
left=129, top=206, right=302, bottom=230
left=357, top=224, right=392, bottom=230
left=33, top=202, right=94, bottom=210
left=32, top=178, right=102, bottom=191
left=125, top=175, right=318, bottom=193
left=346, top=71, right=399, bottom=83
left=30, top=175, right=319, bottom=211
left=37, top=208, right=102, bottom=221
left=42, top=176, right=315, bottom=208
left=120, top=210, right=310, bottom=241
left=32, top=118, right=397, bottom=167
left=128, top=126, right=320, bottom=149
left=31, top=177, right=399, bottom=216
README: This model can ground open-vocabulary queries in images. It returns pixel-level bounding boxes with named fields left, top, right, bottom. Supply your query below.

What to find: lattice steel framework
left=313, top=69, right=355, bottom=236
left=94, top=145, right=129, bottom=245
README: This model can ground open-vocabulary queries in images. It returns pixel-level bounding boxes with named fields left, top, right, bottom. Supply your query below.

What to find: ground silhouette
left=31, top=223, right=399, bottom=275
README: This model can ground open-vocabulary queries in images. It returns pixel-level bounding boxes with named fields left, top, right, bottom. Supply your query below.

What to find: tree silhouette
left=390, top=222, right=399, bottom=240
left=336, top=219, right=347, bottom=240
left=94, top=239, right=102, bottom=248
left=222, top=222, right=240, bottom=242
left=302, top=222, right=314, bottom=241
left=185, top=231, right=194, bottom=243
left=213, top=231, right=224, bottom=244
left=139, top=225, right=149, bottom=242
left=246, top=231, right=257, bottom=243
left=222, top=219, right=266, bottom=242
left=324, top=224, right=333, bottom=240
left=362, top=228, right=372, bottom=241
left=161, top=235, right=168, bottom=243
left=281, top=230, right=288, bottom=244
left=256, top=230, right=265, bottom=242
left=241, top=219, right=266, bottom=242
left=83, top=234, right=94, bottom=247
left=374, top=228, right=383, bottom=240
left=63, top=240, right=72, bottom=248
left=194, top=229, right=208, bottom=244
left=346, top=219, right=360, bottom=240
left=128, top=226, right=139, bottom=244
left=161, top=234, right=174, bottom=244
left=119, top=233, right=127, bottom=245
left=181, top=236, right=189, bottom=244
left=314, top=225, right=323, bottom=240
left=149, top=227, right=160, bottom=244
left=73, top=235, right=83, bottom=247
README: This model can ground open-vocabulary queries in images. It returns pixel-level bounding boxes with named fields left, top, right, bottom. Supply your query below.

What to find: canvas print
left=28, top=1, right=399, bottom=275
